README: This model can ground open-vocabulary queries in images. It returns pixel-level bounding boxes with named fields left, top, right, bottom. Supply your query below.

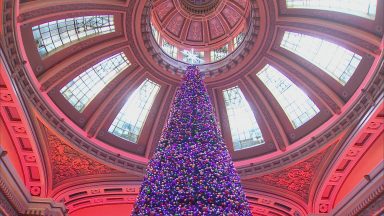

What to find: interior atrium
left=0, top=0, right=383, bottom=215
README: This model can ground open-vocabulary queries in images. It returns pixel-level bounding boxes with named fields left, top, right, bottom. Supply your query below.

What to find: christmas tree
left=132, top=66, right=251, bottom=215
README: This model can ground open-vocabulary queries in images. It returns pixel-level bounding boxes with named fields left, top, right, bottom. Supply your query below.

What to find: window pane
left=161, top=40, right=178, bottom=58
left=286, top=0, right=377, bottom=20
left=33, top=15, right=115, bottom=57
left=60, top=52, right=130, bottom=112
left=108, top=79, right=160, bottom=143
left=257, top=65, right=320, bottom=128
left=181, top=49, right=205, bottom=64
left=234, top=32, right=245, bottom=49
left=211, top=44, right=229, bottom=62
left=280, top=31, right=362, bottom=85
left=151, top=23, right=160, bottom=43
left=223, top=87, right=265, bottom=151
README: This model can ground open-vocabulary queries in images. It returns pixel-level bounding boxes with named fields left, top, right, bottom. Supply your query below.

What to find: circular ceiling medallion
left=151, top=0, right=250, bottom=49
left=180, top=0, right=220, bottom=15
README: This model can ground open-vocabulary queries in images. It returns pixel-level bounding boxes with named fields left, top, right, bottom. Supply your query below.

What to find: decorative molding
left=45, top=132, right=123, bottom=187
left=329, top=161, right=384, bottom=216
left=48, top=180, right=308, bottom=215
left=245, top=190, right=308, bottom=216
left=250, top=151, right=326, bottom=201
left=1, top=0, right=148, bottom=176
left=0, top=147, right=67, bottom=216
left=0, top=178, right=23, bottom=214
left=1, top=0, right=383, bottom=179
left=52, top=182, right=141, bottom=213
left=0, top=191, right=18, bottom=216
left=0, top=58, right=45, bottom=197
left=314, top=100, right=384, bottom=214
left=18, top=4, right=127, bottom=23
left=356, top=189, right=384, bottom=216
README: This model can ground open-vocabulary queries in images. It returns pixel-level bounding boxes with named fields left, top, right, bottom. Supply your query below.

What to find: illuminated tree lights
left=132, top=66, right=251, bottom=215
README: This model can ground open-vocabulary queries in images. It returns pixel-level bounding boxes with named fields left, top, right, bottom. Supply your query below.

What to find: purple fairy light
left=132, top=66, right=251, bottom=215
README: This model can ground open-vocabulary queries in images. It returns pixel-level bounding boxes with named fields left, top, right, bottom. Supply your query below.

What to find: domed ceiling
left=9, top=0, right=383, bottom=169
left=151, top=0, right=249, bottom=49
left=0, top=0, right=383, bottom=214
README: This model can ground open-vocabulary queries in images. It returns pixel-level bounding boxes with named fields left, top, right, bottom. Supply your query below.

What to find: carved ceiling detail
left=1, top=0, right=382, bottom=180
left=314, top=103, right=384, bottom=214
left=0, top=67, right=45, bottom=197
left=250, top=151, right=327, bottom=201
left=151, top=0, right=250, bottom=49
left=45, top=133, right=122, bottom=187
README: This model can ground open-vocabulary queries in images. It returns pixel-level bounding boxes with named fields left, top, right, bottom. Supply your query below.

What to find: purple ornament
left=132, top=66, right=251, bottom=215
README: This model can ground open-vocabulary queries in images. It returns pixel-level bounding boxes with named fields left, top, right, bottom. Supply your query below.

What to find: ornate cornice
left=0, top=48, right=45, bottom=196
left=51, top=182, right=141, bottom=213
left=0, top=177, right=23, bottom=214
left=354, top=186, right=384, bottom=216
left=1, top=0, right=383, bottom=179
left=313, top=100, right=384, bottom=214
left=143, top=0, right=261, bottom=76
left=0, top=191, right=18, bottom=216
left=0, top=148, right=67, bottom=216
left=245, top=190, right=308, bottom=215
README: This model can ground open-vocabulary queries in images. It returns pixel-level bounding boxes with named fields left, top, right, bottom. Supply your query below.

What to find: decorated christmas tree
left=132, top=66, right=251, bottom=215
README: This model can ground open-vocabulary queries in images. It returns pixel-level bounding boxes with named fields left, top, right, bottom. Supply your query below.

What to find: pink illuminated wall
left=0, top=64, right=25, bottom=181
left=70, top=204, right=134, bottom=216
left=335, top=132, right=384, bottom=205
left=0, top=0, right=2, bottom=36
left=0, top=115, right=25, bottom=181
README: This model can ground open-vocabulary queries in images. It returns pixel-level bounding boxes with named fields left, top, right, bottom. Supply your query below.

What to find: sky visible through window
left=281, top=31, right=362, bottom=85
left=33, top=15, right=115, bottom=56
left=108, top=79, right=160, bottom=143
left=257, top=64, right=320, bottom=128
left=60, top=52, right=130, bottom=112
left=223, top=86, right=265, bottom=151
left=286, top=0, right=377, bottom=20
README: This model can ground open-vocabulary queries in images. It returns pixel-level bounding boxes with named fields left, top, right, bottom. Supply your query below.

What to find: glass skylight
left=280, top=31, right=362, bottom=85
left=60, top=52, right=130, bottom=112
left=181, top=49, right=205, bottom=64
left=286, top=0, right=377, bottom=20
left=161, top=40, right=178, bottom=58
left=151, top=24, right=160, bottom=43
left=108, top=79, right=160, bottom=143
left=33, top=15, right=115, bottom=57
left=150, top=22, right=245, bottom=64
left=257, top=65, right=320, bottom=129
left=223, top=86, right=265, bottom=151
left=234, top=32, right=245, bottom=49
left=211, top=44, right=229, bottom=62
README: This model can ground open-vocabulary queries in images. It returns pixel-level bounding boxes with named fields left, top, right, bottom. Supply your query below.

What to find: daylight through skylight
left=286, top=0, right=377, bottom=20
left=108, top=79, right=160, bottom=143
left=257, top=64, right=320, bottom=128
left=60, top=52, right=130, bottom=112
left=280, top=31, right=362, bottom=85
left=33, top=15, right=115, bottom=56
left=223, top=86, right=265, bottom=151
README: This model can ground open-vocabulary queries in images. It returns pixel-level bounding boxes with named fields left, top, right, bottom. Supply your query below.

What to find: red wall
left=70, top=204, right=134, bottom=216
left=0, top=116, right=25, bottom=181
left=335, top=132, right=384, bottom=205
left=0, top=0, right=3, bottom=36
